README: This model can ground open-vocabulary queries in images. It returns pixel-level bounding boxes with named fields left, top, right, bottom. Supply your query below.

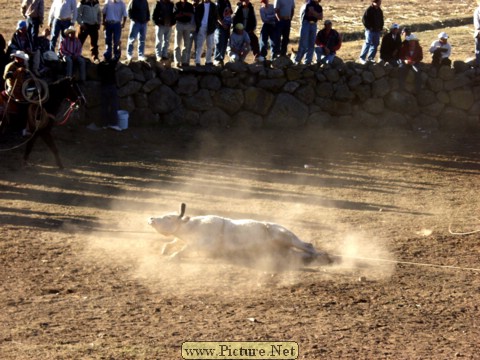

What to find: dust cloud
left=76, top=128, right=399, bottom=296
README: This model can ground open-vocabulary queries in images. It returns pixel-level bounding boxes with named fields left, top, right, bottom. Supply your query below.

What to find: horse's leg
left=23, top=132, right=39, bottom=166
left=39, top=128, right=64, bottom=169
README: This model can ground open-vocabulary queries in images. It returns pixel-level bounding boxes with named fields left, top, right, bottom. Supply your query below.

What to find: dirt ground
left=1, top=123, right=479, bottom=359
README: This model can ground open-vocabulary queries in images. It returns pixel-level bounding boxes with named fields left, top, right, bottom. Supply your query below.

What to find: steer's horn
left=179, top=203, right=186, bottom=218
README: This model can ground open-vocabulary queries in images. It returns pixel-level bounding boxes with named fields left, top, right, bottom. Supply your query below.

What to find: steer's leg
left=161, top=238, right=179, bottom=255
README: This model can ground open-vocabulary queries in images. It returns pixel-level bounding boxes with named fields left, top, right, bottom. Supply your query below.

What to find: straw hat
left=64, top=26, right=76, bottom=35
left=10, top=50, right=29, bottom=61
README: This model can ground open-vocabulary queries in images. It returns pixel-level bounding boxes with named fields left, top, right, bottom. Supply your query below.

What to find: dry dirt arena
left=1, top=124, right=479, bottom=359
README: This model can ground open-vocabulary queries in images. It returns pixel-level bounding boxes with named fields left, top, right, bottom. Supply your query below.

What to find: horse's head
left=51, top=77, right=87, bottom=107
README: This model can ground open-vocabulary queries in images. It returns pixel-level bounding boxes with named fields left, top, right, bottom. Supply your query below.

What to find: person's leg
left=359, top=29, right=371, bottom=61
left=205, top=32, right=215, bottom=64
left=50, top=19, right=62, bottom=51
left=259, top=25, right=268, bottom=58
left=182, top=25, right=192, bottom=65
left=476, top=37, right=480, bottom=66
left=162, top=26, right=172, bottom=59
left=90, top=24, right=99, bottom=60
left=367, top=31, right=380, bottom=61
left=249, top=32, right=259, bottom=58
left=126, top=21, right=139, bottom=58
left=305, top=23, right=317, bottom=64
left=280, top=20, right=291, bottom=56
left=113, top=23, right=122, bottom=60
left=214, top=26, right=228, bottom=62
left=103, top=24, right=113, bottom=60
left=138, top=22, right=147, bottom=58
left=64, top=56, right=73, bottom=77
left=195, top=27, right=207, bottom=64
left=174, top=23, right=183, bottom=63
left=295, top=22, right=309, bottom=63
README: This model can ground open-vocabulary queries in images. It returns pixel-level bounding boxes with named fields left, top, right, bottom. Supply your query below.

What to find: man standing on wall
left=194, top=0, right=218, bottom=66
left=77, top=0, right=102, bottom=63
left=274, top=0, right=294, bottom=58
left=21, top=0, right=44, bottom=47
left=358, top=0, right=383, bottom=64
left=48, top=0, right=77, bottom=51
left=294, top=0, right=322, bottom=65
left=213, top=0, right=232, bottom=66
left=126, top=0, right=150, bottom=61
left=102, top=0, right=127, bottom=61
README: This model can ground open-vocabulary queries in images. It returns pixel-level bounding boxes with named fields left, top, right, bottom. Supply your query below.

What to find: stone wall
left=82, top=58, right=480, bottom=132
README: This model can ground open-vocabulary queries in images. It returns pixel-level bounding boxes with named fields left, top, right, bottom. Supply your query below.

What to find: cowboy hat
left=64, top=26, right=77, bottom=35
left=10, top=50, right=29, bottom=61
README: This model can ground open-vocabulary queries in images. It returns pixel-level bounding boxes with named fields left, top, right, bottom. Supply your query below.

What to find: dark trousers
left=27, top=17, right=41, bottom=48
left=260, top=23, right=279, bottom=59
left=248, top=31, right=260, bottom=58
left=78, top=24, right=100, bottom=59
left=277, top=19, right=291, bottom=56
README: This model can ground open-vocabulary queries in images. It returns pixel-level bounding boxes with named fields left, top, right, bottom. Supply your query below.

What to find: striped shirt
left=60, top=36, right=83, bottom=57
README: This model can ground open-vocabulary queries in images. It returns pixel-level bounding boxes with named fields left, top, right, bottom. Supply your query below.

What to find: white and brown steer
left=148, top=203, right=333, bottom=266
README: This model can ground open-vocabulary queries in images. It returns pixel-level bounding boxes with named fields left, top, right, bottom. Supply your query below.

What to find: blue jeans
left=50, top=19, right=72, bottom=51
left=214, top=26, right=230, bottom=62
left=295, top=21, right=317, bottom=64
left=127, top=21, right=147, bottom=58
left=104, top=22, right=122, bottom=61
left=27, top=17, right=41, bottom=48
left=259, top=23, right=278, bottom=60
left=155, top=25, right=172, bottom=59
left=359, top=29, right=381, bottom=61
left=64, top=55, right=86, bottom=81
left=315, top=47, right=335, bottom=64
left=277, top=19, right=291, bottom=57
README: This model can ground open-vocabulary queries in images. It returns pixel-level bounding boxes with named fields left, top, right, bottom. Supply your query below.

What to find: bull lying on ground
left=148, top=203, right=334, bottom=268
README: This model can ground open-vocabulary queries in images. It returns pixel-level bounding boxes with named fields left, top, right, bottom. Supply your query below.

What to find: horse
left=0, top=76, right=86, bottom=169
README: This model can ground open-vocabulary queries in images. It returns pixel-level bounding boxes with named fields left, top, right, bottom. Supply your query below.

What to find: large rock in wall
left=83, top=59, right=480, bottom=132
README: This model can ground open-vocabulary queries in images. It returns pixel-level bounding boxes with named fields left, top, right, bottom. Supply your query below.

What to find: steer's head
left=148, top=203, right=187, bottom=235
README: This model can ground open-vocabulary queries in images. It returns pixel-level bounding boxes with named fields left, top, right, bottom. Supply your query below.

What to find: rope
left=333, top=254, right=480, bottom=272
left=448, top=219, right=480, bottom=236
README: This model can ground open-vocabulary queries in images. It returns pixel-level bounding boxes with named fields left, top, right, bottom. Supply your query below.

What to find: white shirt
left=429, top=40, right=451, bottom=59
left=49, top=0, right=78, bottom=24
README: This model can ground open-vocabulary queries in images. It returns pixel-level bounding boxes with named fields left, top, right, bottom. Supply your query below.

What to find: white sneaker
left=108, top=125, right=123, bottom=131
left=138, top=55, right=146, bottom=61
left=357, top=58, right=367, bottom=65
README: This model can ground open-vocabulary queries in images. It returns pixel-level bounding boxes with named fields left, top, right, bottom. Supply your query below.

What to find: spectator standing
left=398, top=33, right=423, bottom=93
left=475, top=0, right=480, bottom=66
left=429, top=32, right=451, bottom=68
left=59, top=26, right=86, bottom=82
left=102, top=0, right=127, bottom=61
left=7, top=20, right=41, bottom=76
left=48, top=0, right=77, bottom=51
left=259, top=0, right=278, bottom=61
left=379, top=23, right=401, bottom=65
left=213, top=0, right=232, bottom=66
left=126, top=0, right=150, bottom=61
left=187, top=0, right=201, bottom=64
left=294, top=0, right=322, bottom=65
left=21, top=0, right=44, bottom=46
left=314, top=19, right=341, bottom=64
left=77, top=0, right=102, bottom=63
left=358, top=0, right=383, bottom=64
left=274, top=0, right=294, bottom=57
left=152, top=0, right=176, bottom=62
left=173, top=0, right=195, bottom=66
left=227, top=22, right=250, bottom=62
left=233, top=0, right=258, bottom=60
left=194, top=0, right=218, bottom=66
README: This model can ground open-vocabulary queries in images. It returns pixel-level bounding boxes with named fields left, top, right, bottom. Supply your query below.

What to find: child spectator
left=259, top=0, right=278, bottom=62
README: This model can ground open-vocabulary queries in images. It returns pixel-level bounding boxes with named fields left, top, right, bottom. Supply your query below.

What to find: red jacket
left=399, top=41, right=423, bottom=64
